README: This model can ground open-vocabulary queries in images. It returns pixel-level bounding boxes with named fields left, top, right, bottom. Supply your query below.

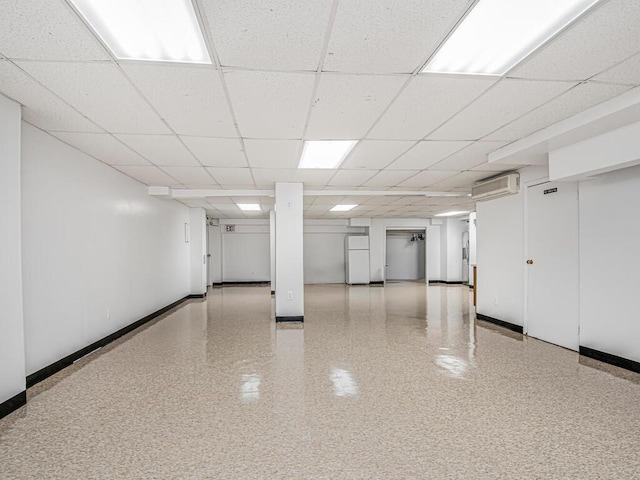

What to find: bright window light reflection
left=240, top=374, right=261, bottom=402
left=298, top=140, right=358, bottom=169
left=330, top=368, right=359, bottom=397
left=423, top=0, right=600, bottom=75
left=69, top=0, right=211, bottom=64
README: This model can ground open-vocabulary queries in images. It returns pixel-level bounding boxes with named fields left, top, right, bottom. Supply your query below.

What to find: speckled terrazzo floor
left=1, top=283, right=640, bottom=479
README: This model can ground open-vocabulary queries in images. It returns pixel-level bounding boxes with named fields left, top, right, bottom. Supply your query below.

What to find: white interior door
left=526, top=181, right=579, bottom=350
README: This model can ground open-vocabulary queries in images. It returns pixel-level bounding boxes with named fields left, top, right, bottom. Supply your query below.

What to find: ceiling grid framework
left=0, top=0, right=638, bottom=218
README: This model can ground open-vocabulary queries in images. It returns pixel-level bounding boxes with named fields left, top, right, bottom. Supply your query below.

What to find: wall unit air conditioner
left=471, top=173, right=520, bottom=201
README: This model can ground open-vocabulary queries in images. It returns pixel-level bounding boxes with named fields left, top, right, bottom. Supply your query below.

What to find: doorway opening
left=385, top=229, right=426, bottom=282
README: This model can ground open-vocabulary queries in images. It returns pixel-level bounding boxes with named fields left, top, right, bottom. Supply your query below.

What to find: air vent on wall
left=471, top=173, right=520, bottom=201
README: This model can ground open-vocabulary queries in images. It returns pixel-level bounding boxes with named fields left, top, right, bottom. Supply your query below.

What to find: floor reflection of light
left=330, top=368, right=359, bottom=397
left=240, top=373, right=261, bottom=402
left=435, top=355, right=468, bottom=379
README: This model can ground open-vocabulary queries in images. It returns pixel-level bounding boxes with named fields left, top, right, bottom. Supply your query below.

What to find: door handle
left=526, top=259, right=534, bottom=265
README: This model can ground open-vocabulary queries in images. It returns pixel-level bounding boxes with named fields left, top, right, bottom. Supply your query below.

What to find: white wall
left=468, top=213, right=477, bottom=286
left=189, top=208, right=207, bottom=295
left=427, top=225, right=441, bottom=281
left=476, top=166, right=548, bottom=326
left=385, top=234, right=425, bottom=280
left=21, top=124, right=191, bottom=375
left=304, top=233, right=347, bottom=284
left=221, top=220, right=270, bottom=282
left=208, top=222, right=222, bottom=285
left=579, top=165, right=640, bottom=362
left=0, top=95, right=26, bottom=405
left=445, top=218, right=467, bottom=282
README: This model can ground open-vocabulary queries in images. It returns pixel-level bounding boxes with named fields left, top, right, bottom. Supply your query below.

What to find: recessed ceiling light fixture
left=330, top=204, right=358, bottom=212
left=423, top=0, right=600, bottom=76
left=435, top=210, right=470, bottom=217
left=69, top=0, right=211, bottom=64
left=238, top=204, right=261, bottom=211
left=298, top=140, right=358, bottom=169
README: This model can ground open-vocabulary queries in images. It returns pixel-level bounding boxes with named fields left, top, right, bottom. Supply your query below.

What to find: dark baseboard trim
left=476, top=313, right=524, bottom=334
left=370, top=281, right=384, bottom=286
left=222, top=281, right=270, bottom=286
left=211, top=283, right=222, bottom=287
left=276, top=316, right=304, bottom=323
left=0, top=391, right=26, bottom=420
left=270, top=291, right=275, bottom=295
left=26, top=295, right=192, bottom=388
left=580, top=346, right=640, bottom=374
left=429, top=280, right=465, bottom=285
left=188, top=293, right=207, bottom=299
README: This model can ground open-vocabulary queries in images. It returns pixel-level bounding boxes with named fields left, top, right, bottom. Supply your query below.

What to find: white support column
left=275, top=183, right=304, bottom=322
left=189, top=208, right=207, bottom=297
left=269, top=209, right=276, bottom=295
left=0, top=94, right=26, bottom=417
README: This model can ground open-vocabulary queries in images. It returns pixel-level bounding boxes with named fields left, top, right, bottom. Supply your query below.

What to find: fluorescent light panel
left=237, top=204, right=261, bottom=211
left=298, top=141, right=358, bottom=169
left=330, top=204, right=358, bottom=212
left=423, top=0, right=600, bottom=75
left=69, top=0, right=211, bottom=64
left=435, top=211, right=470, bottom=217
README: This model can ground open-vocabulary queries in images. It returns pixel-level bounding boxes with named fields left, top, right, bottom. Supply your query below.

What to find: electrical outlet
left=287, top=291, right=293, bottom=300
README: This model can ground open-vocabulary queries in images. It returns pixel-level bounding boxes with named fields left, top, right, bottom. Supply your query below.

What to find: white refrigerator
left=345, top=236, right=370, bottom=285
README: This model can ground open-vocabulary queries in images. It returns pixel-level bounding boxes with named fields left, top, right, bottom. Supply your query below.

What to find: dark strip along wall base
left=428, top=280, right=466, bottom=285
left=276, top=316, right=304, bottom=323
left=476, top=313, right=524, bottom=334
left=223, top=281, right=270, bottom=286
left=369, top=281, right=384, bottom=286
left=26, top=295, right=193, bottom=388
left=188, top=293, right=207, bottom=299
left=0, top=391, right=26, bottom=420
left=580, top=346, right=640, bottom=374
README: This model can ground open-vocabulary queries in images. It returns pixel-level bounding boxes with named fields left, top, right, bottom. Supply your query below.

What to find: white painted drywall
left=0, top=95, right=26, bottom=404
left=468, top=213, right=477, bottom=286
left=222, top=230, right=271, bottom=282
left=275, top=183, right=304, bottom=318
left=304, top=233, right=348, bottom=284
left=579, top=165, right=640, bottom=362
left=476, top=165, right=548, bottom=326
left=270, top=209, right=276, bottom=291
left=385, top=234, right=425, bottom=280
left=445, top=218, right=468, bottom=283
left=190, top=208, right=207, bottom=295
left=208, top=223, right=222, bottom=285
left=427, top=225, right=441, bottom=281
left=21, top=124, right=191, bottom=375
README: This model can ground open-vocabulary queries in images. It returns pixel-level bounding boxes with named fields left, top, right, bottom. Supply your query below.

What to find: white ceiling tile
left=429, top=141, right=507, bottom=171
left=388, top=141, right=471, bottom=170
left=250, top=169, right=296, bottom=185
left=363, top=170, right=419, bottom=187
left=160, top=167, right=216, bottom=185
left=121, top=64, right=237, bottom=137
left=181, top=136, right=247, bottom=167
left=306, top=74, right=407, bottom=139
left=312, top=195, right=347, bottom=205
left=0, top=60, right=101, bottom=132
left=471, top=163, right=524, bottom=172
left=368, top=76, right=497, bottom=140
left=244, top=139, right=302, bottom=168
left=592, top=53, right=640, bottom=85
left=17, top=62, right=169, bottom=134
left=225, top=70, right=315, bottom=138
left=485, top=82, right=630, bottom=142
left=0, top=0, right=108, bottom=61
left=328, top=169, right=378, bottom=186
left=510, top=0, right=640, bottom=81
left=292, top=169, right=336, bottom=186
left=398, top=171, right=458, bottom=188
left=51, top=132, right=149, bottom=166
left=428, top=171, right=494, bottom=190
left=115, top=135, right=200, bottom=166
left=341, top=140, right=414, bottom=169
left=428, top=79, right=576, bottom=140
left=115, top=166, right=179, bottom=186
left=206, top=167, right=255, bottom=186
left=324, top=0, right=473, bottom=73
left=201, top=0, right=332, bottom=71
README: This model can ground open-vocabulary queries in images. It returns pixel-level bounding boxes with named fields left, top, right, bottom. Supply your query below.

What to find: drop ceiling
left=1, top=0, right=639, bottom=219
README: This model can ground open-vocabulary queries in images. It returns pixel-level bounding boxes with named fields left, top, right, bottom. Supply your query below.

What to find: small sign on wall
left=544, top=187, right=558, bottom=195
left=225, top=224, right=235, bottom=232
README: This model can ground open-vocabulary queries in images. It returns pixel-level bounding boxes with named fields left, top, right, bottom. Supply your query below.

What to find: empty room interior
left=2, top=0, right=640, bottom=478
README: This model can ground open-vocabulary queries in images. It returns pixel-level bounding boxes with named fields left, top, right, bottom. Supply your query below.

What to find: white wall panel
left=21, top=125, right=190, bottom=375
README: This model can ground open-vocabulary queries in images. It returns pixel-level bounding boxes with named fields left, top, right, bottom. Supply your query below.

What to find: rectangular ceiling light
left=330, top=204, right=358, bottom=212
left=298, top=140, right=358, bottom=169
left=423, top=0, right=600, bottom=76
left=435, top=210, right=470, bottom=217
left=69, top=0, right=211, bottom=64
left=238, top=204, right=261, bottom=211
